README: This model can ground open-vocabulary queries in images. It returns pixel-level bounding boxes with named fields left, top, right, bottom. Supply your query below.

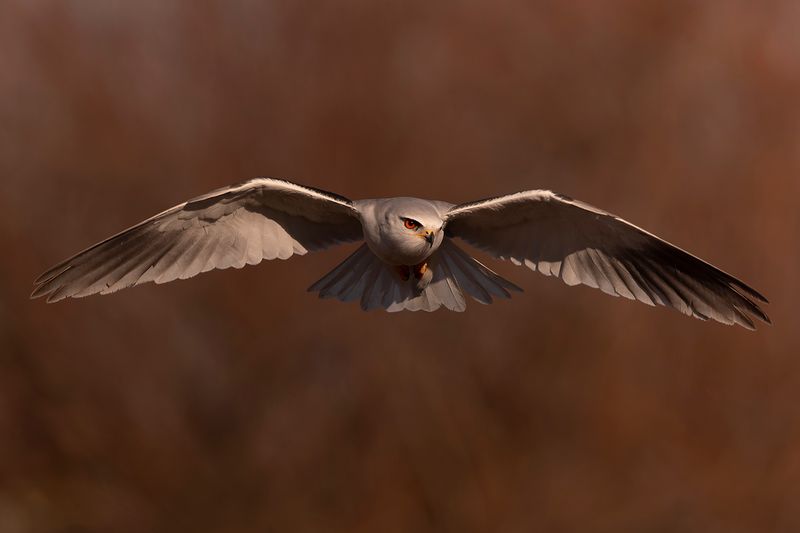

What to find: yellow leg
left=413, top=262, right=428, bottom=280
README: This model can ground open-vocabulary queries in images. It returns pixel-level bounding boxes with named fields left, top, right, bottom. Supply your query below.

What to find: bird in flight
left=32, top=178, right=769, bottom=329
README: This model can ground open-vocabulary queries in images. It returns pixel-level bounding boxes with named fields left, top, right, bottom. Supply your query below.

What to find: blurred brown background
left=1, top=1, right=798, bottom=532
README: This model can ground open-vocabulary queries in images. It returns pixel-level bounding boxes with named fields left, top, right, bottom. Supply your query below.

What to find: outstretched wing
left=444, top=190, right=769, bottom=329
left=32, top=178, right=363, bottom=302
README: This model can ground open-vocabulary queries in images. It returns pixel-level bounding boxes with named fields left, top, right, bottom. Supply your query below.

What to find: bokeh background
left=1, top=1, right=799, bottom=532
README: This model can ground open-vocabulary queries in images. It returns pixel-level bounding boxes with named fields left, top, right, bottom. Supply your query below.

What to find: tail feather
left=441, top=240, right=521, bottom=300
left=309, top=244, right=371, bottom=301
left=308, top=240, right=522, bottom=312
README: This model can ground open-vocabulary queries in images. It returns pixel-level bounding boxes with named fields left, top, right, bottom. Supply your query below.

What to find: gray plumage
left=32, top=178, right=770, bottom=329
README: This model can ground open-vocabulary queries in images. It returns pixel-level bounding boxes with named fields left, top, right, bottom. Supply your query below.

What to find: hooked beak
left=423, top=230, right=434, bottom=246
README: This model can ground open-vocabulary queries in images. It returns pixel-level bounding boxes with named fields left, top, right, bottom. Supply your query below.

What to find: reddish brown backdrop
left=1, top=1, right=798, bottom=532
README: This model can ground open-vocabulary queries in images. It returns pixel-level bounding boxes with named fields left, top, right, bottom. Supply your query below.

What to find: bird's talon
left=413, top=262, right=428, bottom=280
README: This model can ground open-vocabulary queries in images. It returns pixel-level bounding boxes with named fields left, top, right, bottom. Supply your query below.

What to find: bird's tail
left=308, top=240, right=522, bottom=312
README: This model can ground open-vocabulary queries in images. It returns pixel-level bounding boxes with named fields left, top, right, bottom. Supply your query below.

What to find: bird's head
left=377, top=199, right=445, bottom=264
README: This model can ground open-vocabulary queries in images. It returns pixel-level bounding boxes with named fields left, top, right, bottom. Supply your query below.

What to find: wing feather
left=32, top=178, right=363, bottom=302
left=445, top=190, right=769, bottom=329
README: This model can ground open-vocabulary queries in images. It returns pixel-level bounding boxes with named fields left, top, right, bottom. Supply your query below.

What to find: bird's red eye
left=403, top=219, right=419, bottom=230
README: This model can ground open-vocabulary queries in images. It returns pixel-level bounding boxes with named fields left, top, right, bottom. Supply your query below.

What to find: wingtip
left=30, top=281, right=70, bottom=303
left=749, top=304, right=771, bottom=326
left=741, top=319, right=757, bottom=331
left=736, top=310, right=771, bottom=331
left=33, top=271, right=53, bottom=285
left=731, top=279, right=769, bottom=304
left=748, top=288, right=769, bottom=304
left=29, top=284, right=47, bottom=301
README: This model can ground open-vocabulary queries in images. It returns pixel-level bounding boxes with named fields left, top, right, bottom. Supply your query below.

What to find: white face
left=377, top=207, right=445, bottom=265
